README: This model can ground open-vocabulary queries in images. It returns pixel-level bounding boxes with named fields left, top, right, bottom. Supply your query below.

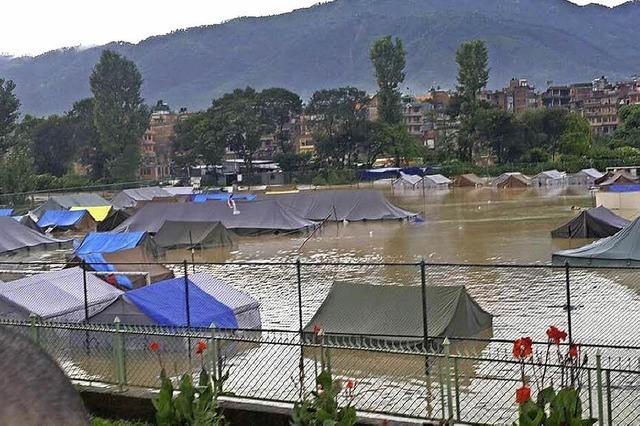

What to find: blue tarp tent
left=37, top=210, right=92, bottom=230
left=75, top=232, right=146, bottom=255
left=125, top=277, right=239, bottom=328
left=0, top=209, right=14, bottom=216
left=358, top=168, right=401, bottom=181
left=191, top=193, right=257, bottom=203
left=76, top=253, right=134, bottom=289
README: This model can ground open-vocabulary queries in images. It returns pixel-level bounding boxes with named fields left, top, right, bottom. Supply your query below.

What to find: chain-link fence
left=1, top=319, right=638, bottom=425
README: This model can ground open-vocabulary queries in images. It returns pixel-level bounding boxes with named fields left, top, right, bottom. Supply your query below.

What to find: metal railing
left=1, top=319, right=638, bottom=425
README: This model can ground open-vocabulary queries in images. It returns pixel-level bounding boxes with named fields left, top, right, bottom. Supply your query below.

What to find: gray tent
left=551, top=207, right=630, bottom=239
left=114, top=199, right=316, bottom=235
left=267, top=190, right=416, bottom=221
left=553, top=215, right=640, bottom=266
left=304, top=282, right=492, bottom=345
left=0, top=217, right=71, bottom=256
left=153, top=221, right=237, bottom=250
left=32, top=193, right=110, bottom=219
left=112, top=187, right=174, bottom=209
left=0, top=267, right=122, bottom=322
left=91, top=272, right=261, bottom=329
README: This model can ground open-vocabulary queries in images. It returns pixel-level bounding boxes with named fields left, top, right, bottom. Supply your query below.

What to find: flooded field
left=5, top=186, right=639, bottom=424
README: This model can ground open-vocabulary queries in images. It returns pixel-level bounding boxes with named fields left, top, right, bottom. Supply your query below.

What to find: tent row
left=0, top=267, right=492, bottom=345
left=0, top=268, right=261, bottom=330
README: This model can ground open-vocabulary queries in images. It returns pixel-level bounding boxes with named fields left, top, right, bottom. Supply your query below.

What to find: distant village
left=142, top=74, right=640, bottom=184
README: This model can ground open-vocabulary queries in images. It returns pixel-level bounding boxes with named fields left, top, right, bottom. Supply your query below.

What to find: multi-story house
left=582, top=90, right=619, bottom=137
left=293, top=114, right=322, bottom=154
left=140, top=101, right=189, bottom=181
left=542, top=86, right=571, bottom=109
left=508, top=78, right=540, bottom=114
left=403, top=102, right=426, bottom=136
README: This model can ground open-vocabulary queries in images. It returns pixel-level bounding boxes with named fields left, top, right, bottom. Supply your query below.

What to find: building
left=508, top=79, right=540, bottom=114
left=581, top=89, right=620, bottom=137
left=542, top=86, right=571, bottom=109
left=140, top=101, right=189, bottom=181
left=403, top=102, right=427, bottom=137
left=292, top=114, right=322, bottom=154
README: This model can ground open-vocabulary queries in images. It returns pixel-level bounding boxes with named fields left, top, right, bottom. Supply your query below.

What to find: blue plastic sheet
left=76, top=232, right=145, bottom=255
left=37, top=210, right=86, bottom=228
left=77, top=253, right=134, bottom=289
left=191, top=193, right=257, bottom=203
left=126, top=277, right=239, bottom=328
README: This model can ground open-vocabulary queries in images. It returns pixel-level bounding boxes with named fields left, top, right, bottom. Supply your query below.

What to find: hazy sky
left=0, top=0, right=629, bottom=57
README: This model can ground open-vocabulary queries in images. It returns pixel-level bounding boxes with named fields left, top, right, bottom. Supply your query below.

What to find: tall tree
left=559, top=113, right=591, bottom=156
left=90, top=50, right=150, bottom=181
left=370, top=36, right=406, bottom=125
left=615, top=104, right=640, bottom=148
left=209, top=88, right=264, bottom=181
left=67, top=98, right=104, bottom=179
left=0, top=79, right=20, bottom=150
left=257, top=88, right=302, bottom=153
left=454, top=40, right=490, bottom=161
left=172, top=111, right=227, bottom=172
left=27, top=115, right=77, bottom=176
left=455, top=40, right=489, bottom=110
left=306, top=87, right=368, bottom=167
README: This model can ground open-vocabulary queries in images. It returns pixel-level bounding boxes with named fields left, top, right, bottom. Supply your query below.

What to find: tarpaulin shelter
left=0, top=267, right=122, bottom=322
left=114, top=199, right=316, bottom=235
left=76, top=247, right=173, bottom=290
left=111, top=187, right=174, bottom=209
left=267, top=190, right=417, bottom=221
left=153, top=221, right=237, bottom=250
left=568, top=169, right=604, bottom=186
left=37, top=210, right=97, bottom=232
left=304, top=282, right=492, bottom=345
left=606, top=185, right=640, bottom=192
left=97, top=209, right=132, bottom=232
left=0, top=209, right=14, bottom=216
left=75, top=232, right=150, bottom=255
left=0, top=217, right=71, bottom=256
left=162, top=187, right=195, bottom=197
left=551, top=207, right=630, bottom=239
left=191, top=193, right=257, bottom=203
left=358, top=167, right=401, bottom=181
left=531, top=170, right=566, bottom=187
left=70, top=206, right=112, bottom=222
left=32, top=193, right=110, bottom=219
left=598, top=172, right=638, bottom=191
left=552, top=215, right=640, bottom=266
left=492, top=172, right=531, bottom=188
left=12, top=215, right=41, bottom=232
left=392, top=173, right=423, bottom=190
left=453, top=174, right=484, bottom=188
left=90, top=273, right=261, bottom=329
left=422, top=174, right=452, bottom=189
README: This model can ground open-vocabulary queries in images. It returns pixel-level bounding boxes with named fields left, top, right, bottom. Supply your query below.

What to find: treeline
left=3, top=36, right=640, bottom=195
left=0, top=50, right=149, bottom=197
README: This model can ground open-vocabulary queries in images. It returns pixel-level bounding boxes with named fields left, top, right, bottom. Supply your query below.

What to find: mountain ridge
left=2, top=0, right=640, bottom=116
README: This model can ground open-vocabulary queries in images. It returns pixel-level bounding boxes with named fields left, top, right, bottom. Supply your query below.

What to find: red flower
left=195, top=340, right=207, bottom=355
left=512, top=337, right=533, bottom=359
left=149, top=341, right=160, bottom=353
left=346, top=379, right=354, bottom=389
left=515, top=386, right=531, bottom=404
left=546, top=326, right=568, bottom=345
left=568, top=344, right=579, bottom=358
left=313, top=324, right=322, bottom=335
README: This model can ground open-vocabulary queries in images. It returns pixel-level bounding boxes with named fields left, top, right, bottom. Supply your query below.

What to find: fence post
left=420, top=260, right=429, bottom=358
left=183, top=260, right=191, bottom=328
left=605, top=370, right=612, bottom=426
left=443, top=338, right=454, bottom=424
left=113, top=317, right=127, bottom=392
left=596, top=351, right=604, bottom=426
left=29, top=313, right=40, bottom=346
left=208, top=323, right=219, bottom=382
left=453, top=357, right=461, bottom=422
left=564, top=262, right=573, bottom=344
left=296, top=259, right=305, bottom=401
left=82, top=260, right=89, bottom=322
